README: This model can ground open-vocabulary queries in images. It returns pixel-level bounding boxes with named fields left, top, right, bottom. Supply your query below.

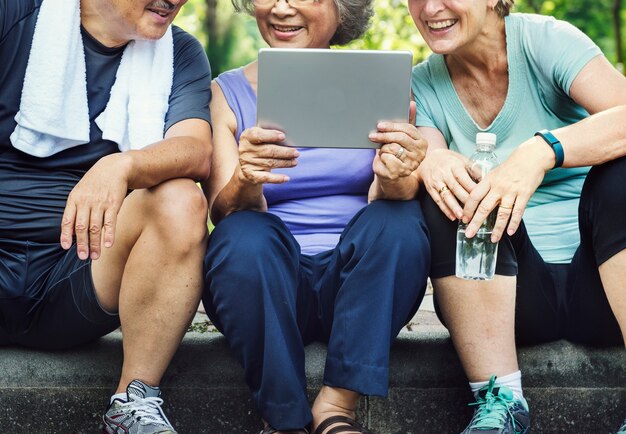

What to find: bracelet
left=534, top=129, right=564, bottom=168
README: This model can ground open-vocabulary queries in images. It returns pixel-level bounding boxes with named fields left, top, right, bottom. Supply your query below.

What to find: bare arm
left=202, top=81, right=298, bottom=224
left=125, top=118, right=212, bottom=188
left=549, top=55, right=626, bottom=167
left=464, top=55, right=626, bottom=240
left=61, top=117, right=212, bottom=260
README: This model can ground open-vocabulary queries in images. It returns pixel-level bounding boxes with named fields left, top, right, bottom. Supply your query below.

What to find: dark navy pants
left=203, top=200, right=430, bottom=430
left=422, top=156, right=626, bottom=346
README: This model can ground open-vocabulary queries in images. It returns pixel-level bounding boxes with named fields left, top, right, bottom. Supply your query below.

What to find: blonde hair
left=495, top=0, right=514, bottom=17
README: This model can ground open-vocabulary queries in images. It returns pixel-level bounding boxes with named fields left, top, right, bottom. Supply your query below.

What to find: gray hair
left=231, top=0, right=374, bottom=46
left=494, top=0, right=514, bottom=17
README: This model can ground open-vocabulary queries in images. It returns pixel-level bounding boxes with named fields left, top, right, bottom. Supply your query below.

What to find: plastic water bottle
left=455, top=133, right=499, bottom=280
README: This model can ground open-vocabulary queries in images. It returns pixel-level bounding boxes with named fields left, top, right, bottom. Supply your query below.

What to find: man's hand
left=60, top=153, right=132, bottom=260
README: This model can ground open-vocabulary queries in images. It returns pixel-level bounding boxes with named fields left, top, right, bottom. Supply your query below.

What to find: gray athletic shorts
left=0, top=238, right=120, bottom=349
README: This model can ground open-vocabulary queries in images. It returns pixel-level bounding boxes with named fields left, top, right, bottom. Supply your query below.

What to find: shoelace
left=468, top=377, right=520, bottom=432
left=120, top=396, right=173, bottom=427
left=468, top=390, right=512, bottom=430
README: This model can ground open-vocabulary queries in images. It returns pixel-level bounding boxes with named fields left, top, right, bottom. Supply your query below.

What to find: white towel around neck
left=10, top=0, right=174, bottom=158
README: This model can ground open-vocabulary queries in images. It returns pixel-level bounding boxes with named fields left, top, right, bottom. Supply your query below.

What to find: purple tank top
left=215, top=67, right=374, bottom=255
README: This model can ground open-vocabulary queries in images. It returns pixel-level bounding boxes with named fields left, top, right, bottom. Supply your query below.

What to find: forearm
left=125, top=135, right=211, bottom=189
left=549, top=105, right=626, bottom=168
left=369, top=173, right=419, bottom=202
left=210, top=169, right=267, bottom=224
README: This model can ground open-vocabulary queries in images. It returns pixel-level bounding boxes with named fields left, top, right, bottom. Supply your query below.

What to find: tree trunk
left=205, top=0, right=219, bottom=68
left=613, top=0, right=624, bottom=73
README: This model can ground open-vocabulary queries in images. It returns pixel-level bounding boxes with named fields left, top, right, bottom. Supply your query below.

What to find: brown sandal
left=313, top=415, right=373, bottom=434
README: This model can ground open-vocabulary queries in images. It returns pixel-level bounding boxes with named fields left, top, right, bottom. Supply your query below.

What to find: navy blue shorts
left=0, top=238, right=120, bottom=349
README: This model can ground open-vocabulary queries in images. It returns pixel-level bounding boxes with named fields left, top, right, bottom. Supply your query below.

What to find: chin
left=268, top=40, right=304, bottom=49
left=427, top=41, right=458, bottom=55
left=136, top=27, right=170, bottom=41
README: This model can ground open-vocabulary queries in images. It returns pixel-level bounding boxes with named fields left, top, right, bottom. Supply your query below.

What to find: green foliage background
left=174, top=0, right=625, bottom=76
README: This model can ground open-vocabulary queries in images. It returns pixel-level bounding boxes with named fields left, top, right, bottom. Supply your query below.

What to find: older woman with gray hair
left=409, top=0, right=626, bottom=432
left=201, top=0, right=431, bottom=432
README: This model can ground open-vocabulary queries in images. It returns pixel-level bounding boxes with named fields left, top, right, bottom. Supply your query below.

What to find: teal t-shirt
left=411, top=13, right=602, bottom=263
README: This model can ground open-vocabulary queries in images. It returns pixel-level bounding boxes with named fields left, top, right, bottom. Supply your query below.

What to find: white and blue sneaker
left=103, top=379, right=177, bottom=434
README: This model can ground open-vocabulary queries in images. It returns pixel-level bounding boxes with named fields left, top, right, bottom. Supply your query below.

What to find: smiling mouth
left=272, top=24, right=304, bottom=32
left=427, top=19, right=458, bottom=30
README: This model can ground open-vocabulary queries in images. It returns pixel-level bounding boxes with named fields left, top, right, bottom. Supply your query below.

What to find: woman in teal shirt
left=409, top=0, right=626, bottom=432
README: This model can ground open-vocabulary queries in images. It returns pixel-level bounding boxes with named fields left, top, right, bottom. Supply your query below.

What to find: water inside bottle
left=455, top=214, right=498, bottom=280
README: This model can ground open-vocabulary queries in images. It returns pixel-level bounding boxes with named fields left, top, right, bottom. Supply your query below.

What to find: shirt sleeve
left=523, top=16, right=602, bottom=96
left=411, top=61, right=438, bottom=129
left=164, top=27, right=212, bottom=133
left=411, top=57, right=453, bottom=144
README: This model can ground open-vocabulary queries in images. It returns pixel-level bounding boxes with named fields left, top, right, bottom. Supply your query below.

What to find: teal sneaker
left=616, top=418, right=626, bottom=434
left=460, top=376, right=530, bottom=434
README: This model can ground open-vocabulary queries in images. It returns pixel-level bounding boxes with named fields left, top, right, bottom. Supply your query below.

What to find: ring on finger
left=499, top=203, right=514, bottom=210
left=395, top=147, right=405, bottom=160
left=438, top=185, right=450, bottom=195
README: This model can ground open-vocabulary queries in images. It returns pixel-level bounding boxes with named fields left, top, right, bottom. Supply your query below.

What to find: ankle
left=311, top=386, right=360, bottom=433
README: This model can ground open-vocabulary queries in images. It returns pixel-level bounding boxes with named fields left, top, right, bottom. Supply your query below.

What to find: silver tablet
left=257, top=48, right=413, bottom=149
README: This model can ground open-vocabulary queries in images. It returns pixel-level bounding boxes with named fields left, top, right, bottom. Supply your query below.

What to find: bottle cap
left=475, top=132, right=496, bottom=151
left=476, top=132, right=497, bottom=145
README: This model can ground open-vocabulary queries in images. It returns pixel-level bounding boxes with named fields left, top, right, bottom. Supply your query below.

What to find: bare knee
left=144, top=179, right=208, bottom=254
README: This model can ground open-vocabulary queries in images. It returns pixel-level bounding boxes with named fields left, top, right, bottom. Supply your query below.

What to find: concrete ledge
left=0, top=321, right=624, bottom=433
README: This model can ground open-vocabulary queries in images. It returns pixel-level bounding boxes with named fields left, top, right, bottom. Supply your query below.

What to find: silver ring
left=395, top=147, right=405, bottom=159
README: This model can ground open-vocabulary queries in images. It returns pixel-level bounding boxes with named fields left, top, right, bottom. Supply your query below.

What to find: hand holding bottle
left=456, top=133, right=499, bottom=280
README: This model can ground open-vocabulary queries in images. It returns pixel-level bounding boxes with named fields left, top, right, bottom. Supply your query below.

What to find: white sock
left=469, top=370, right=524, bottom=402
left=110, top=392, right=127, bottom=404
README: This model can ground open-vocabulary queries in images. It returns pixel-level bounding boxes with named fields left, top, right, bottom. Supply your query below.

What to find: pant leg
left=202, top=211, right=312, bottom=430
left=565, top=157, right=626, bottom=345
left=420, top=192, right=563, bottom=344
left=317, top=200, right=430, bottom=396
left=565, top=244, right=622, bottom=345
left=510, top=227, right=565, bottom=344
left=419, top=190, right=517, bottom=278
left=0, top=239, right=119, bottom=349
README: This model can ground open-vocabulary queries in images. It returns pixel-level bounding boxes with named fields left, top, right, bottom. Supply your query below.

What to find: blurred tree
left=175, top=0, right=264, bottom=75
left=614, top=0, right=623, bottom=68
left=516, top=0, right=624, bottom=67
left=176, top=0, right=625, bottom=74
left=177, top=0, right=431, bottom=74
left=342, top=0, right=431, bottom=64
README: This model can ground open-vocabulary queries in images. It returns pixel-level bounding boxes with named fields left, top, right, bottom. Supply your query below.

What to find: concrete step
left=0, top=312, right=624, bottom=434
